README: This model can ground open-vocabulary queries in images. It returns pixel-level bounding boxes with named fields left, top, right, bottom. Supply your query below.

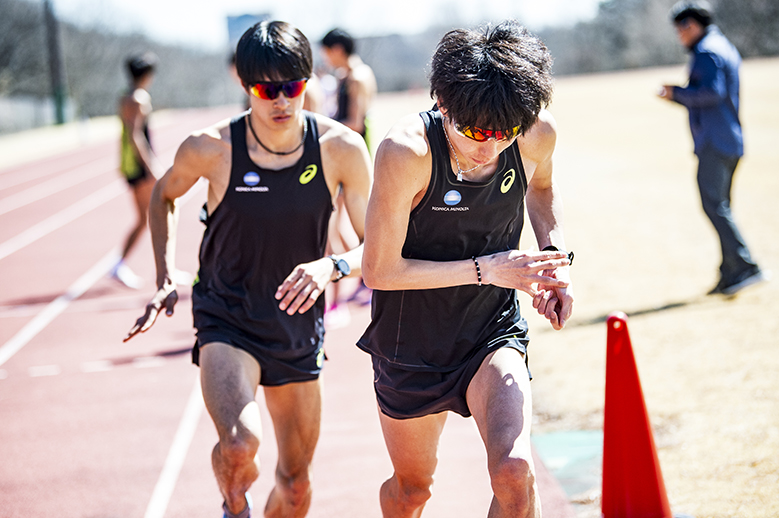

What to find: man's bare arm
left=125, top=132, right=225, bottom=340
left=523, top=112, right=574, bottom=329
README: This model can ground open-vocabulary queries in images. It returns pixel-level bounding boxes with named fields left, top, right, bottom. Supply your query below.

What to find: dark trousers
left=696, top=144, right=757, bottom=282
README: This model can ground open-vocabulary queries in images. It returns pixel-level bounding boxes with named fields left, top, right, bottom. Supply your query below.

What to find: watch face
left=337, top=259, right=351, bottom=277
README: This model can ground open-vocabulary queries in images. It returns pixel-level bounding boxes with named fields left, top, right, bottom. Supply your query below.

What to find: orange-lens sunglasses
left=454, top=121, right=520, bottom=142
left=249, top=78, right=308, bottom=100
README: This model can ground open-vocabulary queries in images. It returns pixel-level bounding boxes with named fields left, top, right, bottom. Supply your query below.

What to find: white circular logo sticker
left=243, top=172, right=260, bottom=186
left=444, top=190, right=462, bottom=206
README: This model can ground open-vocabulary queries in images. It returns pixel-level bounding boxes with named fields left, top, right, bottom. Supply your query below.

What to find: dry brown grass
left=525, top=58, right=779, bottom=518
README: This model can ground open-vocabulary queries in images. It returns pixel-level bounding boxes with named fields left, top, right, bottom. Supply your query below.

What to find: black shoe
left=719, top=268, right=770, bottom=296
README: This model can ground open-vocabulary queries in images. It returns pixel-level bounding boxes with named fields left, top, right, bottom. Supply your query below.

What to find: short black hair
left=321, top=28, right=355, bottom=56
left=235, top=20, right=312, bottom=85
left=126, top=52, right=157, bottom=81
left=670, top=1, right=713, bottom=27
left=429, top=20, right=553, bottom=136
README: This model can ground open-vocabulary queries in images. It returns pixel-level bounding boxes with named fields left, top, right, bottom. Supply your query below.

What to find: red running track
left=0, top=106, right=576, bottom=518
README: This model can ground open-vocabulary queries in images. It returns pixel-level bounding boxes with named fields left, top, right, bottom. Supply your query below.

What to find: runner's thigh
left=466, top=347, right=533, bottom=460
left=264, top=379, right=323, bottom=472
left=199, top=341, right=262, bottom=438
left=379, top=410, right=448, bottom=480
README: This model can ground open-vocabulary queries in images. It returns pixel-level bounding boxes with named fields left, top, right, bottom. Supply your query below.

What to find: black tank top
left=192, top=111, right=332, bottom=354
left=335, top=77, right=367, bottom=138
left=357, top=108, right=529, bottom=371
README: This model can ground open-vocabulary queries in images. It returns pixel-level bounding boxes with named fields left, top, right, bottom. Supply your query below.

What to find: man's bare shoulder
left=517, top=109, right=558, bottom=164
left=377, top=113, right=429, bottom=163
left=371, top=112, right=432, bottom=195
left=315, top=113, right=366, bottom=153
left=175, top=118, right=232, bottom=172
left=131, top=88, right=151, bottom=106
left=352, top=63, right=377, bottom=86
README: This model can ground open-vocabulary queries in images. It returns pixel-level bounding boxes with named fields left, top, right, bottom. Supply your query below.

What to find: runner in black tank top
left=358, top=107, right=530, bottom=375
left=360, top=22, right=571, bottom=516
left=193, top=111, right=332, bottom=385
left=124, top=21, right=372, bottom=518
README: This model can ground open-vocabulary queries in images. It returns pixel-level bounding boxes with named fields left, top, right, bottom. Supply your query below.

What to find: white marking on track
left=133, top=356, right=166, bottom=369
left=0, top=248, right=119, bottom=367
left=0, top=180, right=125, bottom=261
left=28, top=364, right=61, bottom=377
left=144, top=376, right=204, bottom=518
left=0, top=163, right=112, bottom=216
left=81, top=360, right=113, bottom=373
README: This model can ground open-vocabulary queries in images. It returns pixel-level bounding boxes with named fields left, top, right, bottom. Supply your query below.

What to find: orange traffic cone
left=602, top=312, right=673, bottom=518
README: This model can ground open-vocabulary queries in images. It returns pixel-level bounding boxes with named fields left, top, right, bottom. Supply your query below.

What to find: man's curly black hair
left=429, top=20, right=554, bottom=136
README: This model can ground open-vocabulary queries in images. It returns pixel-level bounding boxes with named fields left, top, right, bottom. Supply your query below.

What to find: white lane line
left=0, top=178, right=206, bottom=367
left=81, top=360, right=113, bottom=373
left=0, top=247, right=119, bottom=367
left=0, top=162, right=113, bottom=216
left=133, top=356, right=166, bottom=369
left=0, top=166, right=67, bottom=191
left=144, top=376, right=204, bottom=518
left=28, top=364, right=62, bottom=377
left=0, top=180, right=125, bottom=261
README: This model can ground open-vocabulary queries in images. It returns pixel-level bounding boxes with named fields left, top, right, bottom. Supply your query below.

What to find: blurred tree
left=714, top=0, right=779, bottom=57
left=0, top=0, right=49, bottom=97
left=1, top=0, right=777, bottom=128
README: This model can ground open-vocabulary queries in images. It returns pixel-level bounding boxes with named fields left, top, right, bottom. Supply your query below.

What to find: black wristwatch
left=542, top=245, right=574, bottom=266
left=328, top=255, right=351, bottom=282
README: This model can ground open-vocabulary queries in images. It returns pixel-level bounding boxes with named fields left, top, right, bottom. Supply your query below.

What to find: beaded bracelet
left=472, top=256, right=482, bottom=286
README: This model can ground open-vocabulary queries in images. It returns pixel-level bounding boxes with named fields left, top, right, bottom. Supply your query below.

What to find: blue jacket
left=672, top=25, right=743, bottom=158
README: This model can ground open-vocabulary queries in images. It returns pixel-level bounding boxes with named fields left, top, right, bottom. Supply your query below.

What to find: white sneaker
left=110, top=262, right=144, bottom=289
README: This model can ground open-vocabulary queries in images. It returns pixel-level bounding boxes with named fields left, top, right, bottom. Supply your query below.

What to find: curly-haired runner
left=359, top=21, right=573, bottom=517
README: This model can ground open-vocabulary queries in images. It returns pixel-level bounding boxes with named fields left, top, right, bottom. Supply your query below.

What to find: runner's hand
left=124, top=281, right=178, bottom=341
left=276, top=257, right=334, bottom=315
left=481, top=249, right=570, bottom=297
left=532, top=268, right=574, bottom=330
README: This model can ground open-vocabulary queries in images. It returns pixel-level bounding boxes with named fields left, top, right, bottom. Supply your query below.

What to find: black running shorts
left=193, top=327, right=324, bottom=387
left=371, top=332, right=530, bottom=420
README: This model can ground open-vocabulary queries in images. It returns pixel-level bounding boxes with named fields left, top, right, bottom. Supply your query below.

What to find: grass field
left=528, top=58, right=779, bottom=517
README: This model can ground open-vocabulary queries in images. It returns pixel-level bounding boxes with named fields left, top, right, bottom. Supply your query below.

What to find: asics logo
left=299, top=164, right=317, bottom=185
left=500, top=169, right=515, bottom=194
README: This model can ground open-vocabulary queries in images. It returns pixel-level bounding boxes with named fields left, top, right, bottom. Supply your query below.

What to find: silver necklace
left=443, top=120, right=480, bottom=181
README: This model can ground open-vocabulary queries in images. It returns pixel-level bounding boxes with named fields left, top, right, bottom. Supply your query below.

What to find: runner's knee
left=394, top=474, right=434, bottom=509
left=489, top=456, right=535, bottom=510
left=218, top=427, right=260, bottom=466
left=277, top=468, right=312, bottom=507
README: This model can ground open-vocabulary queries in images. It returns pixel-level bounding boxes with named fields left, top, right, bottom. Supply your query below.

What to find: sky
left=51, top=0, right=603, bottom=52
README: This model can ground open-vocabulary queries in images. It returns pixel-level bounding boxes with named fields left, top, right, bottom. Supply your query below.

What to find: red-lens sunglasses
left=454, top=121, right=520, bottom=142
left=249, top=78, right=308, bottom=100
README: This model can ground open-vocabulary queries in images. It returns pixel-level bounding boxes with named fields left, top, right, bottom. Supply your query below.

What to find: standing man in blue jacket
left=659, top=1, right=767, bottom=295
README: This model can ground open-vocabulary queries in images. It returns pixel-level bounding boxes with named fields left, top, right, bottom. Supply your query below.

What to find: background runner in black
left=125, top=21, right=371, bottom=518
left=361, top=21, right=572, bottom=517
